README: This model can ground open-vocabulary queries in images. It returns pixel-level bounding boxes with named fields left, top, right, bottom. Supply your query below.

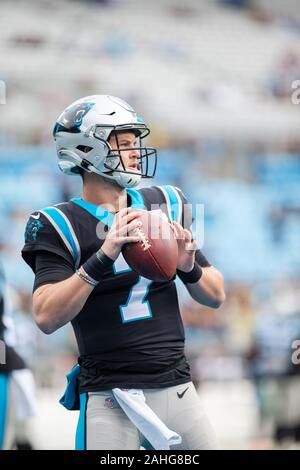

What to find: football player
left=22, top=95, right=225, bottom=450
left=0, top=263, right=36, bottom=449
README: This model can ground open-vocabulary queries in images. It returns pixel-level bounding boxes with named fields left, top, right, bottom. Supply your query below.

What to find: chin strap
left=115, top=172, right=141, bottom=188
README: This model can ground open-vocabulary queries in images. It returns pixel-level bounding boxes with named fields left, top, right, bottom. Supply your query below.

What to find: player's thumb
left=183, top=229, right=197, bottom=252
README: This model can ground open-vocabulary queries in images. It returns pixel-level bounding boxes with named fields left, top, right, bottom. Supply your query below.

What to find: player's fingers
left=120, top=235, right=141, bottom=244
left=127, top=219, right=143, bottom=234
left=172, top=221, right=185, bottom=239
left=169, top=223, right=176, bottom=235
left=114, top=207, right=129, bottom=219
left=114, top=211, right=141, bottom=229
left=181, top=228, right=198, bottom=252
left=124, top=211, right=142, bottom=224
left=183, top=228, right=192, bottom=243
left=115, top=207, right=136, bottom=220
left=119, top=219, right=142, bottom=236
left=185, top=239, right=198, bottom=252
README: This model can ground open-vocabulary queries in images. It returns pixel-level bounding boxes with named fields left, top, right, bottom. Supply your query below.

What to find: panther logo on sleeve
left=25, top=217, right=44, bottom=242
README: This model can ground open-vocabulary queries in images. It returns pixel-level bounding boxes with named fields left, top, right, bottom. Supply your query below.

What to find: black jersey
left=22, top=185, right=210, bottom=391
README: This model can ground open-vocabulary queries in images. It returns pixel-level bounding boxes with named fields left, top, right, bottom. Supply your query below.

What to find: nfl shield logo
left=104, top=397, right=116, bottom=409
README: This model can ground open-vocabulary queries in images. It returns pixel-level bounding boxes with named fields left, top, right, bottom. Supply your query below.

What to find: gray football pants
left=84, top=381, right=218, bottom=450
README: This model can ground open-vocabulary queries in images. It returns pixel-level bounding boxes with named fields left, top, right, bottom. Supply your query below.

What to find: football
left=122, top=209, right=178, bottom=282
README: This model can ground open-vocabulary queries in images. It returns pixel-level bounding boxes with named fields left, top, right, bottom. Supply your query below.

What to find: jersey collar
left=71, top=188, right=145, bottom=228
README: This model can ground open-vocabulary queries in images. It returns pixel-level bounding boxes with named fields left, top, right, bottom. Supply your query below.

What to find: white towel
left=112, top=388, right=181, bottom=450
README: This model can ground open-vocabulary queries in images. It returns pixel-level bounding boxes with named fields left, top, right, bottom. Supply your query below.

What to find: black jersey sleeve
left=22, top=211, right=74, bottom=273
left=195, top=249, right=211, bottom=268
left=33, top=251, right=75, bottom=292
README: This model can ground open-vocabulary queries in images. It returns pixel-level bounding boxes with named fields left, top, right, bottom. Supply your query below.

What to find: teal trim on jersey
left=162, top=185, right=180, bottom=222
left=126, top=188, right=145, bottom=210
left=141, top=438, right=155, bottom=450
left=42, top=207, right=80, bottom=265
left=75, top=393, right=87, bottom=450
left=0, top=374, right=9, bottom=449
left=71, top=189, right=145, bottom=228
left=71, top=198, right=115, bottom=228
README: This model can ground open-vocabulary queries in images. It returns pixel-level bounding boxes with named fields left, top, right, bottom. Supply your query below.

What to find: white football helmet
left=53, top=95, right=157, bottom=188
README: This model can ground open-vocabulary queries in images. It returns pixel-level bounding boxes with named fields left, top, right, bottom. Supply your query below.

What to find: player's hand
left=171, top=221, right=198, bottom=272
left=101, top=207, right=142, bottom=260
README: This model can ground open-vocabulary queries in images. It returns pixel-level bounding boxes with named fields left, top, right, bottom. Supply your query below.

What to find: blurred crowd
left=1, top=0, right=300, bottom=145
